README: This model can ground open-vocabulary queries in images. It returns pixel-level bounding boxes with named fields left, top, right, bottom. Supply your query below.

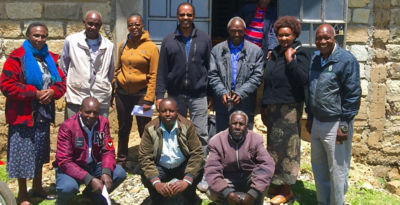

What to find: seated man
left=139, top=98, right=204, bottom=205
left=53, top=97, right=126, bottom=205
left=205, top=111, right=275, bottom=205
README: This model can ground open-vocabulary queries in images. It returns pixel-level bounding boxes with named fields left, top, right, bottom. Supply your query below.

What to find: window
left=278, top=0, right=348, bottom=47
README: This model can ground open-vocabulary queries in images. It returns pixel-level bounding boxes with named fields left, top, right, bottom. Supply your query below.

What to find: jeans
left=65, top=103, right=109, bottom=120
left=169, top=95, right=208, bottom=148
left=55, top=162, right=126, bottom=205
left=311, top=118, right=353, bottom=205
left=115, top=92, right=151, bottom=164
left=141, top=161, right=203, bottom=204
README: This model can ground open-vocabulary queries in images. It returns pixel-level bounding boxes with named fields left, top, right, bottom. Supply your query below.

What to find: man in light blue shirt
left=139, top=98, right=204, bottom=204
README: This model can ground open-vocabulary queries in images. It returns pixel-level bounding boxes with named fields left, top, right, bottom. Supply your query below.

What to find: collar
left=175, top=25, right=196, bottom=38
left=228, top=40, right=244, bottom=52
left=160, top=120, right=178, bottom=133
left=77, top=30, right=105, bottom=50
left=227, top=130, right=246, bottom=146
left=78, top=114, right=98, bottom=133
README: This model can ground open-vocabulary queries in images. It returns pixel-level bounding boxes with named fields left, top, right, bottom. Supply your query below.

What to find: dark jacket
left=53, top=113, right=116, bottom=185
left=209, top=40, right=264, bottom=117
left=155, top=26, right=212, bottom=98
left=0, top=46, right=66, bottom=127
left=237, top=3, right=278, bottom=55
left=262, top=41, right=310, bottom=105
left=139, top=115, right=204, bottom=185
left=307, top=44, right=361, bottom=122
left=205, top=129, right=275, bottom=199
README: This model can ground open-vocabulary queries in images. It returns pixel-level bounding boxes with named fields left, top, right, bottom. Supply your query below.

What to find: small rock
left=361, top=182, right=374, bottom=190
left=386, top=181, right=400, bottom=195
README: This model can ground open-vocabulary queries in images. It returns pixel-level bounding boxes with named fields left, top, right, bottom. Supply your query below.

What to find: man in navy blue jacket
left=306, top=24, right=361, bottom=205
left=155, top=2, right=212, bottom=152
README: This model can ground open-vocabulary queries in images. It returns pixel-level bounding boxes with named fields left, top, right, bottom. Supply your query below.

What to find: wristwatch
left=340, top=124, right=348, bottom=133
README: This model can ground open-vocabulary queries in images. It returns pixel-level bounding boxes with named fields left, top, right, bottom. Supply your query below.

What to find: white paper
left=102, top=186, right=112, bottom=205
left=131, top=104, right=156, bottom=118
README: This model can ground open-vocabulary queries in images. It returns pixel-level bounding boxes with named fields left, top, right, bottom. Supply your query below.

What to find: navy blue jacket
left=307, top=44, right=361, bottom=122
left=156, top=26, right=212, bottom=99
left=237, top=3, right=278, bottom=56
left=262, top=41, right=310, bottom=105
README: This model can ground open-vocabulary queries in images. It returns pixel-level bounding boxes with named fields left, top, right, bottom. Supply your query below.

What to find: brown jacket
left=113, top=31, right=159, bottom=103
left=139, top=115, right=204, bottom=184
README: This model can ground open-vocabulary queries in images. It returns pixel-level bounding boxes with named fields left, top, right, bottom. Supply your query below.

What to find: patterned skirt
left=261, top=103, right=303, bottom=185
left=7, top=123, right=50, bottom=178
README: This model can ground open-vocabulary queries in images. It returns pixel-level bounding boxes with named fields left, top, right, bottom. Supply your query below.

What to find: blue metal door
left=144, top=0, right=211, bottom=43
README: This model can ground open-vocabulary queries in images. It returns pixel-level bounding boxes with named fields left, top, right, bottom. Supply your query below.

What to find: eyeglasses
left=178, top=13, right=193, bottom=17
left=128, top=23, right=142, bottom=28
left=277, top=33, right=294, bottom=38
left=32, top=34, right=48, bottom=39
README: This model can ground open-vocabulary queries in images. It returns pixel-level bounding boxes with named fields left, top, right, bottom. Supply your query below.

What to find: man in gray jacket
left=208, top=17, right=264, bottom=132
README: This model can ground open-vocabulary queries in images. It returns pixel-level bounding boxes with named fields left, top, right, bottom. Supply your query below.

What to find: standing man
left=237, top=0, right=278, bottom=59
left=61, top=10, right=114, bottom=118
left=139, top=98, right=204, bottom=204
left=205, top=111, right=275, bottom=205
left=155, top=2, right=212, bottom=149
left=54, top=97, right=126, bottom=204
left=208, top=17, right=264, bottom=132
left=307, top=24, right=361, bottom=205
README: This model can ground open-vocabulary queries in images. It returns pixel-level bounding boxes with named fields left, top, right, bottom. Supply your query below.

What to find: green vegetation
left=0, top=160, right=9, bottom=183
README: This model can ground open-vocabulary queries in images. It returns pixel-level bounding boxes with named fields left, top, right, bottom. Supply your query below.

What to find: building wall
left=346, top=0, right=400, bottom=181
left=0, top=0, right=399, bottom=181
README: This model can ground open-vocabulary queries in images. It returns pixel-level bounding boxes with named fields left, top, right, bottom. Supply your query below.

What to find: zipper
left=235, top=143, right=240, bottom=170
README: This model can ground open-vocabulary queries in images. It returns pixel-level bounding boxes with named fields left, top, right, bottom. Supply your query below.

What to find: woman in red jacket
left=0, top=22, right=66, bottom=205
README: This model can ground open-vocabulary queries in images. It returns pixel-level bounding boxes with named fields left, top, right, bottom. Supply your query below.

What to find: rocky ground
left=1, top=115, right=395, bottom=204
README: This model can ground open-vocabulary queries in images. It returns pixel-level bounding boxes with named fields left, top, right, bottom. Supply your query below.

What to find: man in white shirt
left=139, top=98, right=204, bottom=205
left=60, top=10, right=114, bottom=118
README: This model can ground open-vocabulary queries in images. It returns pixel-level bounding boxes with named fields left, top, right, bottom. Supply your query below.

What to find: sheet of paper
left=102, top=185, right=112, bottom=205
left=131, top=104, right=156, bottom=118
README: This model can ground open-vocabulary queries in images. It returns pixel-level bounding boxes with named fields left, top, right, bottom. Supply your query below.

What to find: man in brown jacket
left=139, top=98, right=204, bottom=204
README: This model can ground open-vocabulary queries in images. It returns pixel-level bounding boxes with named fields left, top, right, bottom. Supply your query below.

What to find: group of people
left=0, top=0, right=361, bottom=205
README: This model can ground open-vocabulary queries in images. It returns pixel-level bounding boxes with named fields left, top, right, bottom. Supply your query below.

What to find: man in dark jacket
left=139, top=98, right=204, bottom=205
left=54, top=97, right=126, bottom=205
left=155, top=3, right=212, bottom=151
left=205, top=111, right=275, bottom=205
left=306, top=24, right=361, bottom=205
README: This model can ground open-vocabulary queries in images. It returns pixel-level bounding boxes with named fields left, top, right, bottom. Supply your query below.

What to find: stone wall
left=347, top=0, right=400, bottom=183
left=0, top=0, right=116, bottom=153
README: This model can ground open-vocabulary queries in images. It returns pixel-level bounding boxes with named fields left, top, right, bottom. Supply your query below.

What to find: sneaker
left=197, top=176, right=208, bottom=192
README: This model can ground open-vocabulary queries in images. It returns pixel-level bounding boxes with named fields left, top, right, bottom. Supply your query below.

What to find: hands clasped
left=154, top=180, right=189, bottom=198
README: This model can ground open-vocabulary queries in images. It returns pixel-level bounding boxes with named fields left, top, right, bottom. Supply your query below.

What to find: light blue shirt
left=159, top=121, right=186, bottom=169
left=79, top=115, right=98, bottom=164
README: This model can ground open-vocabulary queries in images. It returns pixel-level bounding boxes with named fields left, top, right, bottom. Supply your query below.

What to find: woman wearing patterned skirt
left=261, top=16, right=310, bottom=204
left=0, top=22, right=66, bottom=205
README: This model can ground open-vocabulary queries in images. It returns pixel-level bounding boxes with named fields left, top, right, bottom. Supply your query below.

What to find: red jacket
left=0, top=46, right=66, bottom=126
left=53, top=113, right=116, bottom=185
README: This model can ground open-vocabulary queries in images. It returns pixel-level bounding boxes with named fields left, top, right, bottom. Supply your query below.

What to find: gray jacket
left=208, top=40, right=264, bottom=100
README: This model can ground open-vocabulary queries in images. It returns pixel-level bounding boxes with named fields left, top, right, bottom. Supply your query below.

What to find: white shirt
left=158, top=121, right=186, bottom=169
